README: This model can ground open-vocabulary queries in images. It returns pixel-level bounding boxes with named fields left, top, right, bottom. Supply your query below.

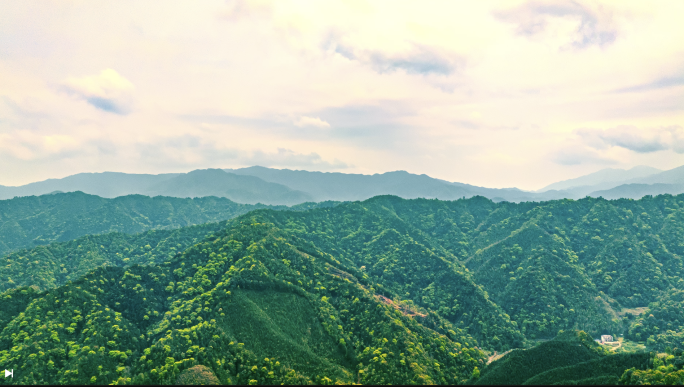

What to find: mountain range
left=5, top=193, right=684, bottom=343
left=3, top=191, right=684, bottom=383
left=2, top=164, right=684, bottom=205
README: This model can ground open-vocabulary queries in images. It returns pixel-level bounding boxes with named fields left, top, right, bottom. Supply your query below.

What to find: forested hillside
left=238, top=194, right=684, bottom=345
left=0, top=220, right=486, bottom=385
left=0, top=222, right=225, bottom=292
left=3, top=193, right=684, bottom=383
left=471, top=330, right=661, bottom=385
left=0, top=191, right=339, bottom=255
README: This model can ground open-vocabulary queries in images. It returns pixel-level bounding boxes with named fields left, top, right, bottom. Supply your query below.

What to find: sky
left=1, top=0, right=683, bottom=190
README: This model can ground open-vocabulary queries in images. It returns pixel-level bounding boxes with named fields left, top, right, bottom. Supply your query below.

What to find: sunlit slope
left=0, top=286, right=43, bottom=333
left=626, top=288, right=684, bottom=350
left=0, top=221, right=226, bottom=292
left=0, top=220, right=486, bottom=385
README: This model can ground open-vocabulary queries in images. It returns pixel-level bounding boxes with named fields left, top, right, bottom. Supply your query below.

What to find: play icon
left=4, top=369, right=12, bottom=378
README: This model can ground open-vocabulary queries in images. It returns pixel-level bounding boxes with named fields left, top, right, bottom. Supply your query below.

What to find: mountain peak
left=538, top=165, right=662, bottom=192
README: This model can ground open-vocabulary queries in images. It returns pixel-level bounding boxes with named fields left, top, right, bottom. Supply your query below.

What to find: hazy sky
left=1, top=0, right=683, bottom=190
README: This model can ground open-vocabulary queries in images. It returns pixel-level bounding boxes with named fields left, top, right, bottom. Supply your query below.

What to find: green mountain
left=523, top=352, right=652, bottom=385
left=626, top=288, right=684, bottom=351
left=0, top=191, right=339, bottom=255
left=247, top=194, right=684, bottom=339
left=4, top=193, right=684, bottom=383
left=471, top=331, right=604, bottom=385
left=0, top=221, right=225, bottom=293
left=0, top=220, right=487, bottom=385
left=5, top=193, right=684, bottom=347
left=472, top=330, right=654, bottom=385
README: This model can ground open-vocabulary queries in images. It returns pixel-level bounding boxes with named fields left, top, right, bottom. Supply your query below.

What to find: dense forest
left=1, top=220, right=486, bottom=384
left=0, top=191, right=339, bottom=255
left=3, top=193, right=684, bottom=384
left=471, top=330, right=683, bottom=385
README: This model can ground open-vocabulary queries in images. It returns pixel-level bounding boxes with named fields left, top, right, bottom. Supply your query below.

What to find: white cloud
left=249, top=148, right=349, bottom=169
left=293, top=116, right=331, bottom=128
left=59, top=69, right=135, bottom=115
left=0, top=131, right=84, bottom=161
left=577, top=125, right=684, bottom=154
left=494, top=0, right=618, bottom=49
left=134, top=136, right=349, bottom=171
left=1, top=1, right=684, bottom=189
left=551, top=145, right=617, bottom=166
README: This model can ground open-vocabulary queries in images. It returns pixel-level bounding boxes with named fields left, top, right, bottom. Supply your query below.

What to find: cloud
left=0, top=131, right=86, bottom=162
left=452, top=120, right=481, bottom=130
left=293, top=116, right=331, bottom=128
left=368, top=44, right=461, bottom=76
left=331, top=41, right=462, bottom=76
left=218, top=0, right=272, bottom=21
left=551, top=146, right=617, bottom=166
left=248, top=148, right=349, bottom=169
left=178, top=114, right=280, bottom=128
left=134, top=135, right=350, bottom=171
left=303, top=101, right=421, bottom=149
left=312, top=100, right=417, bottom=127
left=59, top=69, right=134, bottom=114
left=577, top=125, right=684, bottom=154
left=614, top=74, right=684, bottom=93
left=549, top=125, right=684, bottom=166
left=495, top=0, right=617, bottom=49
left=180, top=101, right=418, bottom=149
left=2, top=97, right=51, bottom=121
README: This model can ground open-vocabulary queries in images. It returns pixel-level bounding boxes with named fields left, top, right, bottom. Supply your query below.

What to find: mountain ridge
left=3, top=164, right=684, bottom=205
left=0, top=191, right=340, bottom=256
left=537, top=166, right=662, bottom=192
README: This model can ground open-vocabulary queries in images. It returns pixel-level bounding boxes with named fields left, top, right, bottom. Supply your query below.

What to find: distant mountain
left=0, top=169, right=311, bottom=205
left=535, top=164, right=684, bottom=201
left=0, top=171, right=181, bottom=199
left=4, top=164, right=684, bottom=205
left=588, top=183, right=684, bottom=200
left=227, top=166, right=550, bottom=203
left=628, top=164, right=684, bottom=186
left=143, top=169, right=313, bottom=205
left=538, top=166, right=662, bottom=192
left=226, top=166, right=469, bottom=201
